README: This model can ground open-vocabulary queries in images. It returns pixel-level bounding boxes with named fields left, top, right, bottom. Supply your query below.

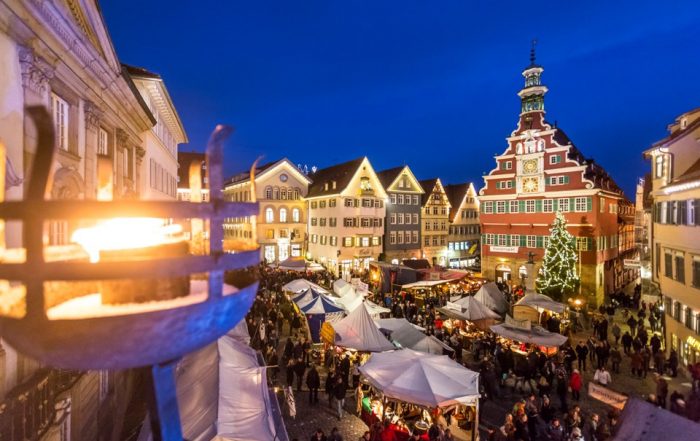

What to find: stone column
left=83, top=101, right=102, bottom=199
left=115, top=129, right=127, bottom=198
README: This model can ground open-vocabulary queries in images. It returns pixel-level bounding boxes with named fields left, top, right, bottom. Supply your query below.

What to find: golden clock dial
left=523, top=177, right=539, bottom=193
left=523, top=159, right=538, bottom=174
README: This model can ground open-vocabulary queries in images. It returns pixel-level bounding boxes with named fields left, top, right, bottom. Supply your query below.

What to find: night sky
left=101, top=1, right=700, bottom=198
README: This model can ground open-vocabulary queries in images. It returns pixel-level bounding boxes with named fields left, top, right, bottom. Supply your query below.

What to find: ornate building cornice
left=18, top=46, right=54, bottom=95
left=116, top=128, right=128, bottom=149
left=84, top=100, right=102, bottom=130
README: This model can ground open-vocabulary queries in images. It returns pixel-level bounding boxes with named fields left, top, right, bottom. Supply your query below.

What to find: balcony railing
left=0, top=368, right=82, bottom=441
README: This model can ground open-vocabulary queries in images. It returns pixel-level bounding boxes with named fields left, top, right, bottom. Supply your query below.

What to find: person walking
left=556, top=371, right=569, bottom=413
left=575, top=341, right=589, bottom=371
left=610, top=346, right=622, bottom=373
left=306, top=364, right=321, bottom=405
left=295, top=357, right=306, bottom=392
left=594, top=365, right=612, bottom=386
left=569, top=369, right=583, bottom=401
left=621, top=331, right=633, bottom=355
left=656, top=374, right=669, bottom=409
left=333, top=376, right=347, bottom=420
left=325, top=371, right=336, bottom=407
left=612, top=322, right=621, bottom=345
left=668, top=349, right=679, bottom=377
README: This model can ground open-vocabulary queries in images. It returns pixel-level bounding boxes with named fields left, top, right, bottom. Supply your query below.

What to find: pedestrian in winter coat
left=333, top=377, right=347, bottom=419
left=546, top=418, right=565, bottom=441
left=295, top=358, right=306, bottom=391
left=621, top=331, right=633, bottom=354
left=325, top=371, right=336, bottom=407
left=668, top=349, right=679, bottom=377
left=610, top=347, right=622, bottom=373
left=611, top=323, right=621, bottom=345
left=306, top=365, right=321, bottom=404
left=569, top=370, right=583, bottom=401
left=286, top=358, right=296, bottom=386
left=575, top=342, right=589, bottom=371
left=656, top=374, right=669, bottom=409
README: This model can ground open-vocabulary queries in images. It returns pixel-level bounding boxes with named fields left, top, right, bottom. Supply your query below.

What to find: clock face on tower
left=523, top=159, right=538, bottom=174
left=523, top=177, right=539, bottom=193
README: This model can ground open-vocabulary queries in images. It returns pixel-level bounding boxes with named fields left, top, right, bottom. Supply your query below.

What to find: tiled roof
left=443, top=183, right=469, bottom=222
left=419, top=179, right=438, bottom=205
left=376, top=166, right=404, bottom=190
left=306, top=157, right=366, bottom=198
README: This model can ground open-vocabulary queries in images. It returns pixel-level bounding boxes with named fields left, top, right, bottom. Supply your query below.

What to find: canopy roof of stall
left=443, top=296, right=500, bottom=321
left=282, top=279, right=329, bottom=294
left=375, top=318, right=452, bottom=354
left=335, top=289, right=390, bottom=316
left=515, top=292, right=566, bottom=314
left=216, top=331, right=284, bottom=441
left=611, top=397, right=700, bottom=441
left=489, top=323, right=568, bottom=347
left=401, top=280, right=450, bottom=289
left=333, top=279, right=354, bottom=296
left=474, top=282, right=509, bottom=314
left=300, top=295, right=345, bottom=315
left=359, top=349, right=479, bottom=407
left=291, top=287, right=326, bottom=308
left=331, top=302, right=395, bottom=352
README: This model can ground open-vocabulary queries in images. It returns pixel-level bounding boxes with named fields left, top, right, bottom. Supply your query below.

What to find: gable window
left=398, top=194, right=404, bottom=205
left=390, top=194, right=397, bottom=204
left=413, top=195, right=419, bottom=205
left=549, top=155, right=561, bottom=164
left=265, top=186, right=273, bottom=199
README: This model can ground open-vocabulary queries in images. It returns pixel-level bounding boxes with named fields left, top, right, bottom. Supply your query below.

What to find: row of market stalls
left=283, top=277, right=481, bottom=440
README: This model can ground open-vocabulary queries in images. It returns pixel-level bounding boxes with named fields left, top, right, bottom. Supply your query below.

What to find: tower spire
left=530, top=39, right=537, bottom=65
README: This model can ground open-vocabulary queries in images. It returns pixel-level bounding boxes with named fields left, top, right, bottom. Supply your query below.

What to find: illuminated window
left=265, top=208, right=274, bottom=223
left=279, top=208, right=287, bottom=223
left=292, top=208, right=300, bottom=222
left=51, top=93, right=69, bottom=151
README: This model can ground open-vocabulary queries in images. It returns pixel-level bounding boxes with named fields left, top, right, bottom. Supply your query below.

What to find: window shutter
left=588, top=237, right=594, bottom=251
left=519, top=200, right=525, bottom=212
left=679, top=201, right=687, bottom=225
left=666, top=202, right=672, bottom=223
left=535, top=200, right=543, bottom=212
left=536, top=236, right=543, bottom=248
left=570, top=198, right=576, bottom=211
left=504, top=201, right=509, bottom=213
left=586, top=197, right=592, bottom=212
left=564, top=176, right=570, bottom=184
left=519, top=235, right=526, bottom=247
left=553, top=199, right=559, bottom=212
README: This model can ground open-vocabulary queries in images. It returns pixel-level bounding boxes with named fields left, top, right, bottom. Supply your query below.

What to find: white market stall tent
left=515, top=292, right=566, bottom=314
left=359, top=349, right=480, bottom=407
left=375, top=318, right=453, bottom=355
left=611, top=397, right=700, bottom=441
left=333, top=278, right=354, bottom=296
left=282, top=279, right=329, bottom=294
left=335, top=289, right=390, bottom=319
left=474, top=282, right=509, bottom=314
left=326, top=301, right=395, bottom=352
left=489, top=322, right=568, bottom=348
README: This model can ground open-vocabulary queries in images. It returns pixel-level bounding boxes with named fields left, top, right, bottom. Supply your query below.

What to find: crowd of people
left=245, top=266, right=700, bottom=441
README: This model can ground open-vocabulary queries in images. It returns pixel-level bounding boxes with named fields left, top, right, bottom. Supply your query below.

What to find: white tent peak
left=450, top=295, right=501, bottom=320
left=474, top=282, right=509, bottom=314
left=331, top=300, right=395, bottom=352
left=515, top=292, right=566, bottom=314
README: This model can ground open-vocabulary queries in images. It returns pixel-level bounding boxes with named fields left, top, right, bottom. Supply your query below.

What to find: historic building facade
left=377, top=166, right=424, bottom=263
left=306, top=157, right=387, bottom=277
left=445, top=182, right=481, bottom=269
left=420, top=178, right=451, bottom=266
left=0, top=1, right=186, bottom=438
left=125, top=64, right=187, bottom=201
left=224, top=158, right=310, bottom=263
left=645, top=106, right=700, bottom=370
left=479, top=54, right=633, bottom=306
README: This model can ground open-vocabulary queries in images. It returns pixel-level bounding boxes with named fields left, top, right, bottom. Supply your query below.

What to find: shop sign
left=358, top=248, right=371, bottom=257
left=687, top=336, right=700, bottom=352
left=320, top=321, right=335, bottom=345
left=505, top=314, right=531, bottom=331
left=588, top=382, right=627, bottom=410
left=490, top=246, right=518, bottom=253
left=624, top=259, right=641, bottom=269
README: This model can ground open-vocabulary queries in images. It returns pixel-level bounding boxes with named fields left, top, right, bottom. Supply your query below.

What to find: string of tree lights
left=536, top=211, right=581, bottom=301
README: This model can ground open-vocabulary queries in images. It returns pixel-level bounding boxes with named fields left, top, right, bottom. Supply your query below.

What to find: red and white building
left=479, top=53, right=635, bottom=306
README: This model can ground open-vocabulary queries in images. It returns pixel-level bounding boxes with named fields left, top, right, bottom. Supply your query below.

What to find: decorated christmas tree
left=536, top=211, right=580, bottom=301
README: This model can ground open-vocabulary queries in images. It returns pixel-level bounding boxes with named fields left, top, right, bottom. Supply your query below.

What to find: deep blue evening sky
left=101, top=1, right=700, bottom=198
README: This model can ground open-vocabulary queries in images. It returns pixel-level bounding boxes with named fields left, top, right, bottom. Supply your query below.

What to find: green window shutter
left=535, top=200, right=543, bottom=212
left=570, top=198, right=575, bottom=211
left=505, top=202, right=509, bottom=213
left=564, top=176, right=570, bottom=184
left=553, top=199, right=559, bottom=212
left=496, top=182, right=500, bottom=190
left=519, top=200, right=525, bottom=212
left=586, top=197, right=592, bottom=212
left=536, top=236, right=543, bottom=248
left=588, top=237, right=594, bottom=251
left=520, top=235, right=526, bottom=247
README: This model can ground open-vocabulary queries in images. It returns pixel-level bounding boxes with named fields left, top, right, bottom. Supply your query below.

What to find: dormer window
left=324, top=182, right=329, bottom=191
left=681, top=118, right=688, bottom=130
left=332, top=180, right=337, bottom=189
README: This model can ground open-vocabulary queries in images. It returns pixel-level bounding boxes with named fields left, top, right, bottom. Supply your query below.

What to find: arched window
left=280, top=208, right=288, bottom=223
left=281, top=188, right=287, bottom=200
left=292, top=208, right=300, bottom=223
left=265, top=207, right=274, bottom=223
left=265, top=186, right=272, bottom=199
left=294, top=188, right=300, bottom=200
left=273, top=187, right=280, bottom=200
